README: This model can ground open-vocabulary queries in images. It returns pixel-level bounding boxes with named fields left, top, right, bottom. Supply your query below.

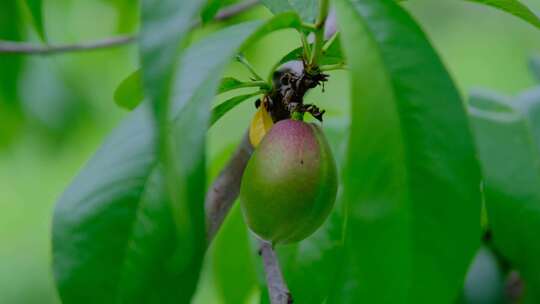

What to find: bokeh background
left=1, top=0, right=539, bottom=303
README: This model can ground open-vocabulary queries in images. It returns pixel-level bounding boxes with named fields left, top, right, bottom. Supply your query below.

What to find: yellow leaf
left=249, top=104, right=274, bottom=147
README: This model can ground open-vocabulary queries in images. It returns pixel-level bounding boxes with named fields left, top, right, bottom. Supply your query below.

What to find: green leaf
left=139, top=0, right=203, bottom=130
left=219, top=77, right=246, bottom=93
left=201, top=0, right=236, bottom=23
left=114, top=70, right=144, bottom=110
left=397, top=0, right=540, bottom=30
left=201, top=0, right=220, bottom=23
left=274, top=35, right=344, bottom=69
left=210, top=92, right=261, bottom=126
left=110, top=0, right=139, bottom=33
left=260, top=0, right=319, bottom=22
left=0, top=1, right=23, bottom=98
left=260, top=0, right=295, bottom=14
left=465, top=0, right=540, bottom=30
left=24, top=0, right=46, bottom=40
left=53, top=105, right=167, bottom=304
left=212, top=204, right=258, bottom=304
left=112, top=74, right=263, bottom=111
left=53, top=14, right=302, bottom=304
left=218, top=77, right=270, bottom=93
left=332, top=0, right=482, bottom=303
left=469, top=88, right=540, bottom=303
left=529, top=55, right=540, bottom=82
left=0, top=1, right=24, bottom=148
left=139, top=1, right=205, bottom=302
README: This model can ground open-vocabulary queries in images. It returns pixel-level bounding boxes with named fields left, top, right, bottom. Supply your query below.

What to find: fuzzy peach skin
left=240, top=119, right=338, bottom=244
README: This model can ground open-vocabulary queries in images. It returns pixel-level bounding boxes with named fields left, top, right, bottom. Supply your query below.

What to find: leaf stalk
left=237, top=54, right=265, bottom=81
left=308, top=0, right=330, bottom=69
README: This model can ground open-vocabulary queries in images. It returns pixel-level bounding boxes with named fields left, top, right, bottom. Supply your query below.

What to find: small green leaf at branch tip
left=301, top=32, right=312, bottom=61
left=301, top=22, right=318, bottom=31
left=320, top=63, right=347, bottom=72
left=219, top=77, right=271, bottom=94
left=25, top=0, right=46, bottom=40
left=322, top=32, right=339, bottom=53
left=114, top=70, right=144, bottom=110
left=219, top=77, right=244, bottom=93
left=210, top=91, right=262, bottom=126
left=270, top=32, right=343, bottom=81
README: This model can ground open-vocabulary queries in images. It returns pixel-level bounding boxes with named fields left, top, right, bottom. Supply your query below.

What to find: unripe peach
left=240, top=119, right=338, bottom=244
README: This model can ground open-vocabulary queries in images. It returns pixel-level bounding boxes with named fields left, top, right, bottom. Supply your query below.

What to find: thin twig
left=214, top=0, right=259, bottom=22
left=0, top=0, right=259, bottom=55
left=236, top=54, right=265, bottom=81
left=203, top=131, right=293, bottom=304
left=205, top=131, right=253, bottom=241
left=0, top=36, right=136, bottom=55
left=260, top=241, right=293, bottom=304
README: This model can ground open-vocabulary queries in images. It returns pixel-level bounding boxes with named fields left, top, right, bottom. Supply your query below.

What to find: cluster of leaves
left=42, top=0, right=540, bottom=303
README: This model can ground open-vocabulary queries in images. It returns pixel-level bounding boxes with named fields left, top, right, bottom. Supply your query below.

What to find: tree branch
left=214, top=0, right=259, bottom=22
left=0, top=36, right=136, bottom=55
left=0, top=0, right=259, bottom=55
left=260, top=241, right=293, bottom=304
left=205, top=131, right=253, bottom=241
left=204, top=131, right=293, bottom=304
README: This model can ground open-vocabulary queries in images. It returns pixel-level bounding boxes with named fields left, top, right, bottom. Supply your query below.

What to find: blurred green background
left=1, top=0, right=539, bottom=303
